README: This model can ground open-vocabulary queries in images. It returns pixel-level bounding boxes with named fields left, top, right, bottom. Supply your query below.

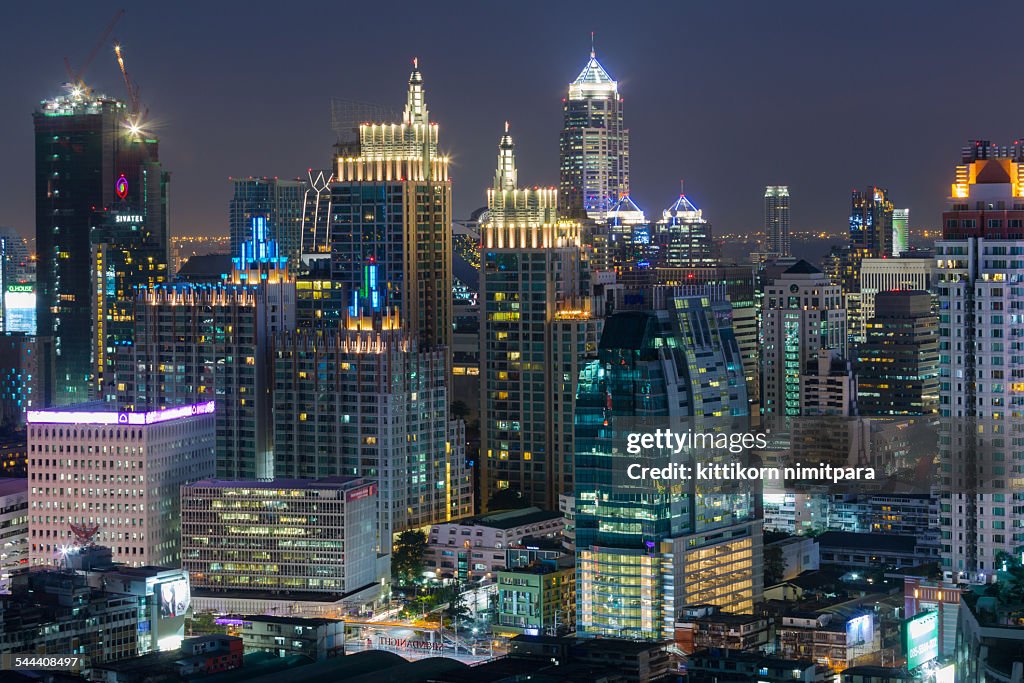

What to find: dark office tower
left=301, top=61, right=452, bottom=351
left=764, top=186, right=791, bottom=256
left=34, top=89, right=167, bottom=405
left=559, top=47, right=629, bottom=217
left=850, top=187, right=894, bottom=262
left=229, top=177, right=306, bottom=271
left=574, top=293, right=759, bottom=639
left=857, top=291, right=939, bottom=416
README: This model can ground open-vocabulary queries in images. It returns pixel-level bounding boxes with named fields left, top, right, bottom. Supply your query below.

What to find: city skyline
left=4, top=0, right=1024, bottom=241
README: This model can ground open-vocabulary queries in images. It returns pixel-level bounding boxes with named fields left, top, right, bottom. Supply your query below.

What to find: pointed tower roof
left=666, top=194, right=700, bottom=215
left=784, top=259, right=823, bottom=275
left=569, top=47, right=618, bottom=99
left=403, top=57, right=429, bottom=126
left=607, top=194, right=646, bottom=225
left=494, top=121, right=517, bottom=192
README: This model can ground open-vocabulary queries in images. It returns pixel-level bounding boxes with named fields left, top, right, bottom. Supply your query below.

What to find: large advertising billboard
left=158, top=578, right=191, bottom=618
left=902, top=610, right=939, bottom=670
left=845, top=613, right=874, bottom=647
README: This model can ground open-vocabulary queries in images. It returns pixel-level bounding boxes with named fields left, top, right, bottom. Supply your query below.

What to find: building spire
left=495, top=122, right=517, bottom=191
left=591, top=31, right=595, bottom=58
left=403, top=57, right=429, bottom=126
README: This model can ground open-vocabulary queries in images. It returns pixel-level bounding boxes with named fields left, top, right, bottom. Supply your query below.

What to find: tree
left=445, top=589, right=471, bottom=626
left=764, top=543, right=786, bottom=586
left=187, top=611, right=226, bottom=636
left=392, top=529, right=428, bottom=585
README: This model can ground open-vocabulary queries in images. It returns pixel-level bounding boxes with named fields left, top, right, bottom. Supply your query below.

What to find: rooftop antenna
left=590, top=31, right=595, bottom=58
left=680, top=179, right=685, bottom=196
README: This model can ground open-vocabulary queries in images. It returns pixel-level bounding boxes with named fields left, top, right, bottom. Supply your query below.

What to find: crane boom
left=65, top=9, right=125, bottom=91
left=114, top=43, right=141, bottom=115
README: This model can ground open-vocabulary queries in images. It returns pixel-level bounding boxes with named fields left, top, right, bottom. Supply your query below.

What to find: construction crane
left=63, top=8, right=125, bottom=96
left=114, top=42, right=145, bottom=121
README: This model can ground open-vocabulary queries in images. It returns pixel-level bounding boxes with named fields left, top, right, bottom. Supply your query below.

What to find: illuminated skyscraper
left=34, top=90, right=167, bottom=405
left=274, top=269, right=473, bottom=542
left=301, top=61, right=452, bottom=351
left=761, top=261, right=847, bottom=417
left=559, top=47, right=629, bottom=217
left=857, top=291, right=939, bottom=416
left=764, top=186, right=791, bottom=256
left=229, top=177, right=306, bottom=271
left=574, top=294, right=759, bottom=639
left=892, top=207, right=910, bottom=256
left=935, top=140, right=1024, bottom=578
left=480, top=125, right=597, bottom=510
left=116, top=221, right=295, bottom=479
left=656, top=191, right=716, bottom=267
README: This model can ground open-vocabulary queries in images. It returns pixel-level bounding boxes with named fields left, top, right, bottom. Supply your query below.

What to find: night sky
left=3, top=0, right=1024, bottom=240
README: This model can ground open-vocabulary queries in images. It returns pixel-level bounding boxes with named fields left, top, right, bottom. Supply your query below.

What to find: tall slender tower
left=34, top=89, right=167, bottom=405
left=559, top=44, right=629, bottom=217
left=761, top=260, right=847, bottom=417
left=935, top=140, right=1024, bottom=579
left=480, top=124, right=597, bottom=510
left=303, top=61, right=452, bottom=351
left=764, top=185, right=791, bottom=256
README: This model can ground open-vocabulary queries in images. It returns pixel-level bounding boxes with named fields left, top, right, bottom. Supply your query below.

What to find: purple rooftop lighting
left=27, top=400, right=216, bottom=426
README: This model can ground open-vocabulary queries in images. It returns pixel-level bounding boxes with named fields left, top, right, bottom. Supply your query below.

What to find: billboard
left=158, top=578, right=190, bottom=618
left=845, top=613, right=874, bottom=647
left=902, top=610, right=939, bottom=670
left=4, top=286, right=35, bottom=334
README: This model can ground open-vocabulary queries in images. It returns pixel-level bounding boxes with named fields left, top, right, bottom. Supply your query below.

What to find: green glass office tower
left=34, top=90, right=167, bottom=405
left=575, top=294, right=761, bottom=639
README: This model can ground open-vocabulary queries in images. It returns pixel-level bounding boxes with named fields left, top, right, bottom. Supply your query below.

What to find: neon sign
left=115, top=174, right=129, bottom=200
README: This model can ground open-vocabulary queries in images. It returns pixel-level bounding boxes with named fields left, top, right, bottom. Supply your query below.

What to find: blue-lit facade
left=575, top=294, right=759, bottom=639
left=559, top=49, right=630, bottom=217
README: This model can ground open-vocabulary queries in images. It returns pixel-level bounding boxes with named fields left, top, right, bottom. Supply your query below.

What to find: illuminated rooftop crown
left=486, top=123, right=558, bottom=226
left=338, top=58, right=448, bottom=182
left=569, top=48, right=618, bottom=100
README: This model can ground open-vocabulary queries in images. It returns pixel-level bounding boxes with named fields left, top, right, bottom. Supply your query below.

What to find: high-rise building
left=559, top=47, right=629, bottom=217
left=229, top=177, right=307, bottom=270
left=273, top=303, right=472, bottom=541
left=934, top=140, right=1024, bottom=578
left=653, top=266, right=760, bottom=419
left=850, top=187, right=895, bottom=265
left=301, top=61, right=451, bottom=351
left=181, top=478, right=386, bottom=611
left=115, top=222, right=295, bottom=479
left=479, top=126, right=594, bottom=510
left=764, top=186, right=791, bottom=256
left=575, top=294, right=760, bottom=639
left=91, top=207, right=169, bottom=397
left=27, top=401, right=216, bottom=567
left=35, top=90, right=168, bottom=405
left=799, top=348, right=856, bottom=416
left=857, top=291, right=939, bottom=416
left=603, top=195, right=650, bottom=268
left=892, top=208, right=910, bottom=256
left=0, top=333, right=45, bottom=429
left=761, top=260, right=847, bottom=417
left=656, top=192, right=716, bottom=268
left=857, top=255, right=933, bottom=341
left=0, top=478, right=27, bottom=593
left=846, top=187, right=895, bottom=341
